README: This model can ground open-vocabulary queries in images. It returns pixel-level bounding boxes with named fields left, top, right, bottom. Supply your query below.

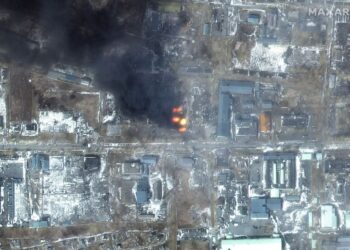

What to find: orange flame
left=172, top=106, right=183, bottom=113
left=172, top=116, right=181, bottom=123
left=178, top=127, right=187, bottom=133
left=179, top=118, right=187, bottom=126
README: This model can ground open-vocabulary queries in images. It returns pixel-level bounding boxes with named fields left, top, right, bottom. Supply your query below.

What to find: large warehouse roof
left=221, top=238, right=282, bottom=250
left=321, top=204, right=338, bottom=230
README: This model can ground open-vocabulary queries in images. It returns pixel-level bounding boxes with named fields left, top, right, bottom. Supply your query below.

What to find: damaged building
left=217, top=80, right=257, bottom=138
left=263, top=152, right=296, bottom=189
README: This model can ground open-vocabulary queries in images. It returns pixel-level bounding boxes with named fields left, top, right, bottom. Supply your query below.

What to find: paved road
left=0, top=139, right=323, bottom=152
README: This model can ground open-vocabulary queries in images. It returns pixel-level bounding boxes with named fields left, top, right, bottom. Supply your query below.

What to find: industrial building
left=29, top=153, right=49, bottom=173
left=122, top=161, right=143, bottom=175
left=48, top=69, right=92, bottom=86
left=259, top=112, right=272, bottom=133
left=234, top=114, right=258, bottom=137
left=281, top=113, right=309, bottom=129
left=122, top=159, right=150, bottom=176
left=221, top=237, right=282, bottom=250
left=250, top=197, right=269, bottom=220
left=136, top=177, right=152, bottom=205
left=247, top=12, right=261, bottom=25
left=140, top=155, right=158, bottom=166
left=320, top=204, right=338, bottom=230
left=323, top=236, right=350, bottom=250
left=177, top=156, right=195, bottom=169
left=0, top=156, right=25, bottom=225
left=3, top=180, right=15, bottom=223
left=84, top=154, right=101, bottom=172
left=250, top=197, right=282, bottom=220
left=263, top=152, right=296, bottom=189
left=217, top=80, right=256, bottom=138
left=217, top=79, right=277, bottom=140
left=325, top=158, right=350, bottom=174
left=0, top=162, right=24, bottom=182
left=29, top=219, right=49, bottom=228
left=258, top=8, right=278, bottom=44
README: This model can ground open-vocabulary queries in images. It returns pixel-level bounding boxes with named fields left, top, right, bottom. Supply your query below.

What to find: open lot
left=8, top=67, right=33, bottom=122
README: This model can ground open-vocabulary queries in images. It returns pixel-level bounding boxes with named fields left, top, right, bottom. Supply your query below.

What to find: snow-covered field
left=249, top=43, right=288, bottom=72
left=234, top=43, right=288, bottom=73
left=14, top=182, right=29, bottom=224
left=40, top=155, right=110, bottom=225
left=39, top=111, right=76, bottom=133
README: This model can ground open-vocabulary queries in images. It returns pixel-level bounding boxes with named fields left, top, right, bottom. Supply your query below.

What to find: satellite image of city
left=1, top=0, right=350, bottom=249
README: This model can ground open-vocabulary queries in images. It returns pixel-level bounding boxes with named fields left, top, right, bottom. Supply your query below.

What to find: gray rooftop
left=264, top=152, right=296, bottom=161
left=217, top=80, right=256, bottom=137
left=266, top=198, right=282, bottom=211
left=30, top=153, right=49, bottom=172
left=217, top=93, right=232, bottom=137
left=141, top=155, right=158, bottom=166
left=220, top=80, right=255, bottom=96
left=337, top=237, right=350, bottom=250
left=0, top=163, right=23, bottom=180
left=250, top=198, right=268, bottom=220
left=136, top=177, right=151, bottom=204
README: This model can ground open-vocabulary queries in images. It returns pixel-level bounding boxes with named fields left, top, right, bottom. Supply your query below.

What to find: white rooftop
left=221, top=238, right=282, bottom=250
left=345, top=211, right=350, bottom=230
left=321, top=205, right=338, bottom=230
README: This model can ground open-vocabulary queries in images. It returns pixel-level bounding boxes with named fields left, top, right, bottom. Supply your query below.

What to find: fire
left=178, top=127, right=187, bottom=133
left=172, top=106, right=187, bottom=133
left=172, top=116, right=181, bottom=123
left=172, top=106, right=183, bottom=113
left=179, top=118, right=187, bottom=126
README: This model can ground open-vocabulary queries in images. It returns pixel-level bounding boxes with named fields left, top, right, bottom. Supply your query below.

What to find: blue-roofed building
left=136, top=177, right=151, bottom=205
left=262, top=100, right=273, bottom=110
left=220, top=80, right=255, bottom=96
left=0, top=163, right=23, bottom=182
left=250, top=197, right=282, bottom=220
left=203, top=23, right=210, bottom=36
left=250, top=198, right=268, bottom=220
left=141, top=155, right=159, bottom=166
left=217, top=93, right=232, bottom=137
left=266, top=198, right=282, bottom=211
left=30, top=153, right=49, bottom=173
left=264, top=152, right=296, bottom=161
left=29, top=220, right=49, bottom=228
left=136, top=191, right=149, bottom=204
left=248, top=13, right=261, bottom=25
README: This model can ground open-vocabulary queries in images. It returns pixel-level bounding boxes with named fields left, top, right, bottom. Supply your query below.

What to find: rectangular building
left=263, top=152, right=296, bottom=189
left=221, top=238, right=282, bottom=250
left=217, top=80, right=256, bottom=137
left=321, top=205, right=338, bottom=230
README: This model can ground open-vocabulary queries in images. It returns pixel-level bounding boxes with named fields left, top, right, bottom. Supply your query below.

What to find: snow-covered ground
left=14, top=181, right=29, bottom=224
left=39, top=111, right=77, bottom=133
left=40, top=155, right=110, bottom=225
left=42, top=156, right=82, bottom=223
left=10, top=157, right=28, bottom=225
left=249, top=43, right=288, bottom=72
left=233, top=43, right=288, bottom=73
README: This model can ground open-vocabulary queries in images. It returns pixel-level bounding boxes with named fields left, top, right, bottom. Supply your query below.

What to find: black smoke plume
left=0, top=0, right=182, bottom=126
